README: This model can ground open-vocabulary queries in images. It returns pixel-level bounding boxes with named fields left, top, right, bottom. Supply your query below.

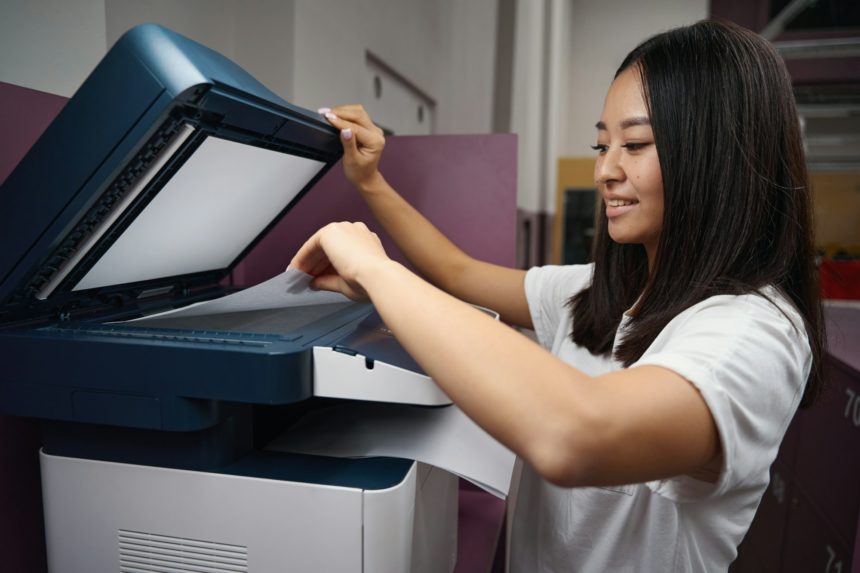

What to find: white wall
left=0, top=0, right=106, bottom=97
left=510, top=0, right=709, bottom=214
left=432, top=1, right=498, bottom=134
left=1, top=0, right=496, bottom=136
left=290, top=0, right=496, bottom=135
left=562, top=0, right=709, bottom=157
left=509, top=0, right=546, bottom=212
left=103, top=0, right=498, bottom=136
left=104, top=0, right=295, bottom=103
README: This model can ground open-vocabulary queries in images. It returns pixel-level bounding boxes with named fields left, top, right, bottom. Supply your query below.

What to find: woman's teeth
left=607, top=199, right=637, bottom=207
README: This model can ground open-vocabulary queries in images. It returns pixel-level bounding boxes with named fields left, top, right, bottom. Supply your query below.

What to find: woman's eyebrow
left=594, top=116, right=651, bottom=130
left=621, top=116, right=650, bottom=129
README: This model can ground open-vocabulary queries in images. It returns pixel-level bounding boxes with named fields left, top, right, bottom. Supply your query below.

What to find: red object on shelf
left=821, top=260, right=860, bottom=300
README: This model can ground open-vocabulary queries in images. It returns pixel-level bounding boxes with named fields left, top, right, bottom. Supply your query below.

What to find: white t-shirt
left=510, top=264, right=811, bottom=572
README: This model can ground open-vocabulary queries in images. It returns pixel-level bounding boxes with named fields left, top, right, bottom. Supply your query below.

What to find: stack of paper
left=267, top=401, right=516, bottom=498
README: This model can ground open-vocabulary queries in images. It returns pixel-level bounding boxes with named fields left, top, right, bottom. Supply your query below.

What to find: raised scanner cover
left=74, top=135, right=325, bottom=291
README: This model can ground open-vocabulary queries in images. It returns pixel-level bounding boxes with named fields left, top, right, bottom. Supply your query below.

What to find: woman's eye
left=621, top=142, right=647, bottom=151
left=591, top=144, right=608, bottom=154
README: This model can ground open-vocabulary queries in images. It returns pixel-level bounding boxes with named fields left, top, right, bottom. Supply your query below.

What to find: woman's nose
left=595, top=147, right=625, bottom=186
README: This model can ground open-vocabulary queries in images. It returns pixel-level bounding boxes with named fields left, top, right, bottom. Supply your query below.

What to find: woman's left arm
left=289, top=223, right=720, bottom=488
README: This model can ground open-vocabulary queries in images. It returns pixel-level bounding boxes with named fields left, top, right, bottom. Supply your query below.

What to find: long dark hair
left=569, top=20, right=825, bottom=407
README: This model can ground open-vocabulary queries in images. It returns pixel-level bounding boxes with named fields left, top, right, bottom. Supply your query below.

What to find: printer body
left=0, top=24, right=457, bottom=572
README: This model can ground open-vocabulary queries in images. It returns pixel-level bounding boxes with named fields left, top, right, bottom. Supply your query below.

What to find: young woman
left=289, top=20, right=824, bottom=572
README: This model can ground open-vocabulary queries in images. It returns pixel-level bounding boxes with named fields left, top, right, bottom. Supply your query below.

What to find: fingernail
left=317, top=107, right=331, bottom=115
left=325, top=112, right=338, bottom=121
left=341, top=128, right=353, bottom=141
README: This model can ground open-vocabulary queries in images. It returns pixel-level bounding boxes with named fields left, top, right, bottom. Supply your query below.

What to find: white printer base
left=40, top=450, right=458, bottom=573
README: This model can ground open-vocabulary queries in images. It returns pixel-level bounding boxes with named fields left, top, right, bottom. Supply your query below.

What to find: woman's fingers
left=287, top=227, right=326, bottom=273
left=289, top=222, right=385, bottom=302
left=310, top=273, right=366, bottom=301
left=323, top=113, right=383, bottom=150
left=289, top=230, right=350, bottom=295
left=317, top=107, right=385, bottom=188
left=309, top=273, right=341, bottom=292
left=288, top=221, right=388, bottom=292
left=318, top=104, right=384, bottom=142
left=339, top=124, right=359, bottom=157
left=327, top=104, right=382, bottom=134
left=319, top=112, right=381, bottom=159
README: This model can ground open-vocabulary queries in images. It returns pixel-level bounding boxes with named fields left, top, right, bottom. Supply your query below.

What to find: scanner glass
left=74, top=134, right=325, bottom=291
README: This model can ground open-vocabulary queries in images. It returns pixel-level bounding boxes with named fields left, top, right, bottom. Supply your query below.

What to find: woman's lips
left=605, top=199, right=638, bottom=219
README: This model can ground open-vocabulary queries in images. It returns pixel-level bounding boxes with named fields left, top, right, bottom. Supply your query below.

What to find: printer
left=0, top=24, right=459, bottom=572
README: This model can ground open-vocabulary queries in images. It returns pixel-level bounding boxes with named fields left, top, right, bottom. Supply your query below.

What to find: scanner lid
left=0, top=24, right=342, bottom=324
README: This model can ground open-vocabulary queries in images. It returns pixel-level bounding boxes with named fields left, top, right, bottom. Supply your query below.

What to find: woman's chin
left=607, top=231, right=636, bottom=245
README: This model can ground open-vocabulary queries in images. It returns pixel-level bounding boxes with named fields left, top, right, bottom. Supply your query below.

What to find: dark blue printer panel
left=0, top=24, right=412, bottom=439
left=0, top=301, right=375, bottom=431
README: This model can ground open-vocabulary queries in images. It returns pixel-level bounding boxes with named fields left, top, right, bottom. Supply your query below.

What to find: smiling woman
left=290, top=20, right=824, bottom=573
left=571, top=21, right=825, bottom=395
left=592, top=67, right=664, bottom=266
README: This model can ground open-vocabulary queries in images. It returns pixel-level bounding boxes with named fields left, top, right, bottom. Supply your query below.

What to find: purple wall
left=0, top=81, right=62, bottom=573
left=234, top=133, right=517, bottom=285
left=0, top=81, right=67, bottom=186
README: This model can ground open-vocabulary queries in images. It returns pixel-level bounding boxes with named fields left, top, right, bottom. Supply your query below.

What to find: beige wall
left=812, top=171, right=860, bottom=254
left=553, top=157, right=597, bottom=262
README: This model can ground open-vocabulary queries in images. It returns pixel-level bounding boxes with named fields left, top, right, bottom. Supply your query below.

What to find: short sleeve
left=524, top=264, right=594, bottom=350
left=634, top=291, right=812, bottom=502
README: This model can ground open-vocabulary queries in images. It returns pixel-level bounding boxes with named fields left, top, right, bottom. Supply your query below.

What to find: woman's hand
left=288, top=221, right=391, bottom=302
left=317, top=104, right=386, bottom=191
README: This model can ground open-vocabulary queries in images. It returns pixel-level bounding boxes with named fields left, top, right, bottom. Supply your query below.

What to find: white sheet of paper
left=127, top=269, right=350, bottom=322
left=266, top=402, right=516, bottom=498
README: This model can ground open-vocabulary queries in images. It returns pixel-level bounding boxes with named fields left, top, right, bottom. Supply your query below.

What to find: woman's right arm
left=320, top=104, right=532, bottom=328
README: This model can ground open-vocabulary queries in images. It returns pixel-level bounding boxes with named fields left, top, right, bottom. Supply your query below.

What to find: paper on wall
left=266, top=401, right=517, bottom=499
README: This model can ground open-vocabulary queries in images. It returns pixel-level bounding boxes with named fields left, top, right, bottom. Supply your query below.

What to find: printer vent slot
left=118, top=529, right=248, bottom=573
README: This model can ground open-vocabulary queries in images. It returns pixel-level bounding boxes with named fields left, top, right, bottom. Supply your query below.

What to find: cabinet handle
left=825, top=544, right=844, bottom=573
left=844, top=387, right=860, bottom=428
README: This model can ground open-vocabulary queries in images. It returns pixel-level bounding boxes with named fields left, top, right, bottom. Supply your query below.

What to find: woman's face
left=594, top=66, right=664, bottom=266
